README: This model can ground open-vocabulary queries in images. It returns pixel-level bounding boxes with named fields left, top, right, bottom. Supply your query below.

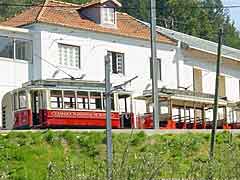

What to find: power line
left=0, top=3, right=240, bottom=9
left=0, top=2, right=237, bottom=49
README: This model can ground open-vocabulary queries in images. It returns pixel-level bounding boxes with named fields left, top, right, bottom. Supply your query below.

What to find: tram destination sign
left=47, top=110, right=119, bottom=119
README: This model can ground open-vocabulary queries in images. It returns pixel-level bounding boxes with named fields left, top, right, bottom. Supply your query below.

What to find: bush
left=1, top=131, right=240, bottom=179
left=77, top=132, right=105, bottom=157
left=130, top=131, right=146, bottom=145
left=43, top=131, right=60, bottom=144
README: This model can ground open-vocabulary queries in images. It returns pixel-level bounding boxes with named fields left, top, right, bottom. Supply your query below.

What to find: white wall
left=182, top=50, right=240, bottom=122
left=0, top=29, right=32, bottom=127
left=34, top=24, right=240, bottom=121
left=226, top=76, right=239, bottom=101
left=183, top=51, right=240, bottom=101
left=2, top=23, right=240, bottom=126
left=0, top=59, right=30, bottom=126
left=33, top=24, right=177, bottom=114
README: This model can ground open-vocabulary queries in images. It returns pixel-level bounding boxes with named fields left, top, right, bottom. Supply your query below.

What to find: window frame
left=108, top=51, right=125, bottom=75
left=48, top=89, right=116, bottom=111
left=103, top=93, right=115, bottom=111
left=15, top=39, right=33, bottom=62
left=63, top=91, right=76, bottom=109
left=58, top=43, right=81, bottom=69
left=50, top=90, right=63, bottom=109
left=103, top=7, right=116, bottom=24
left=13, top=92, right=18, bottom=111
left=0, top=36, right=14, bottom=60
left=18, top=91, right=27, bottom=109
left=76, top=91, right=89, bottom=110
left=89, top=92, right=102, bottom=110
left=0, top=36, right=33, bottom=62
left=2, top=106, right=6, bottom=129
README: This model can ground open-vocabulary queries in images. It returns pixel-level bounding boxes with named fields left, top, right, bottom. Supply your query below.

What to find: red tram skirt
left=39, top=109, right=120, bottom=129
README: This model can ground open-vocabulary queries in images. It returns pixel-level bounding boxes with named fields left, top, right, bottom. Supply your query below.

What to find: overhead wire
left=1, top=3, right=239, bottom=77
left=0, top=3, right=240, bottom=9
left=0, top=1, right=238, bottom=49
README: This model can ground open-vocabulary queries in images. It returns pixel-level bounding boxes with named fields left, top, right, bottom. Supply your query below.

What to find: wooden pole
left=210, top=28, right=223, bottom=160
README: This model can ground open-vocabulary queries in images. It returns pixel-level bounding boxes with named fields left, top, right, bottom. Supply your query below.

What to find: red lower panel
left=230, top=123, right=240, bottom=129
left=14, top=109, right=32, bottom=129
left=39, top=109, right=120, bottom=128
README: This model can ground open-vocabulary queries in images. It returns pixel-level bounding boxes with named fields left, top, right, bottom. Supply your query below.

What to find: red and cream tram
left=2, top=79, right=133, bottom=129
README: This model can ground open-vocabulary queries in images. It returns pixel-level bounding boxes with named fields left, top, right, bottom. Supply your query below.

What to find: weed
left=0, top=131, right=239, bottom=179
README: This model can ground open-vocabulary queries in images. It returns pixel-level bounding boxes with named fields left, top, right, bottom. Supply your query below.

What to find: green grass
left=0, top=131, right=240, bottom=179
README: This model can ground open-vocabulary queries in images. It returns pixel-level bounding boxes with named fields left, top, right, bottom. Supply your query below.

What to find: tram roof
left=136, top=88, right=228, bottom=106
left=22, top=79, right=106, bottom=91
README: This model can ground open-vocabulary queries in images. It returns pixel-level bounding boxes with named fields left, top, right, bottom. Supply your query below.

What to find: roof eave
left=0, top=25, right=30, bottom=34
left=35, top=21, right=176, bottom=46
left=187, top=46, right=240, bottom=62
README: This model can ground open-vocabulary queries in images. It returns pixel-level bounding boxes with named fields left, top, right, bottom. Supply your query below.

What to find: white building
left=0, top=0, right=240, bottom=127
left=154, top=27, right=240, bottom=125
left=0, top=0, right=177, bottom=127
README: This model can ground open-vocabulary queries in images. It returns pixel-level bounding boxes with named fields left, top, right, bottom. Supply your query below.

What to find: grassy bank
left=0, top=131, right=239, bottom=179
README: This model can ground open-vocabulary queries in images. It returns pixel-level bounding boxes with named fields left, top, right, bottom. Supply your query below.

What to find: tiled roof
left=0, top=0, right=176, bottom=45
left=156, top=26, right=240, bottom=61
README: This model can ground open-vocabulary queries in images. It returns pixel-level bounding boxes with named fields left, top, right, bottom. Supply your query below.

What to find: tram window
left=77, top=91, right=89, bottom=109
left=103, top=94, right=115, bottom=111
left=2, top=106, right=6, bottom=129
left=64, top=91, right=76, bottom=109
left=19, top=91, right=27, bottom=109
left=50, top=90, right=63, bottom=109
left=13, top=93, right=18, bottom=110
left=90, top=92, right=102, bottom=110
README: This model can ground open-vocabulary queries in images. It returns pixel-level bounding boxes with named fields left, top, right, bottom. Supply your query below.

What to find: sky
left=222, top=0, right=240, bottom=31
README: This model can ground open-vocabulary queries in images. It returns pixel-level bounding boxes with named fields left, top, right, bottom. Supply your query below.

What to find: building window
left=150, top=58, right=162, bottom=80
left=63, top=91, right=76, bottom=109
left=108, top=51, right=125, bottom=74
left=103, top=8, right=115, bottom=24
left=58, top=44, right=80, bottom=68
left=0, top=36, right=14, bottom=59
left=50, top=90, right=63, bottom=109
left=0, top=36, right=32, bottom=61
left=15, top=39, right=33, bottom=61
left=77, top=91, right=89, bottom=109
left=18, top=91, right=27, bottom=109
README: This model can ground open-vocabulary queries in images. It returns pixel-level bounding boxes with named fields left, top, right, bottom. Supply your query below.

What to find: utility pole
left=104, top=52, right=138, bottom=179
left=105, top=54, right=112, bottom=180
left=150, top=0, right=159, bottom=129
left=209, top=28, right=223, bottom=159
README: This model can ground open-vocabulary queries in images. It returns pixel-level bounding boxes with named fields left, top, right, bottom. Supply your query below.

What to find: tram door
left=119, top=95, right=133, bottom=129
left=31, top=91, right=40, bottom=126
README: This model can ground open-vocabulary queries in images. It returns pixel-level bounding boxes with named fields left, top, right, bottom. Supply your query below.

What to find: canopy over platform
left=135, top=88, right=230, bottom=129
left=136, top=88, right=228, bottom=108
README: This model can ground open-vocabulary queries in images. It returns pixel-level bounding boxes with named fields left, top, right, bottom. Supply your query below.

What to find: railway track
left=1, top=129, right=240, bottom=135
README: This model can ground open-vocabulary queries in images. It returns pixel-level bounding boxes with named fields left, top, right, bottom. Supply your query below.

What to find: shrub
left=130, top=131, right=146, bottom=145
